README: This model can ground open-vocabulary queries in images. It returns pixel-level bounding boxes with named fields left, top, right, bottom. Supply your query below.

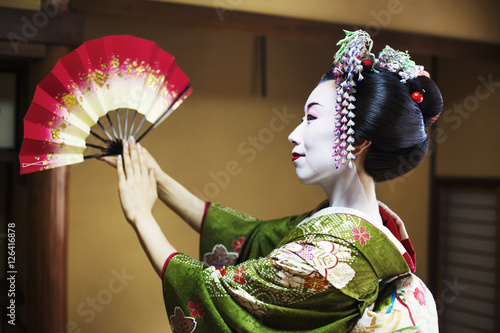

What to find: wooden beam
left=0, top=40, right=46, bottom=58
left=0, top=6, right=84, bottom=48
left=69, top=0, right=500, bottom=62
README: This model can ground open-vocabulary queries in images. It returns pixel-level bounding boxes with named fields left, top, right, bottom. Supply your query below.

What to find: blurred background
left=0, top=0, right=499, bottom=332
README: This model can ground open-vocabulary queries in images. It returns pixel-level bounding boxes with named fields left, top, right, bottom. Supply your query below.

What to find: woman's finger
left=98, top=155, right=118, bottom=168
left=117, top=154, right=125, bottom=182
left=122, top=139, right=133, bottom=177
left=138, top=143, right=148, bottom=175
left=149, top=168, right=156, bottom=187
left=128, top=137, right=141, bottom=176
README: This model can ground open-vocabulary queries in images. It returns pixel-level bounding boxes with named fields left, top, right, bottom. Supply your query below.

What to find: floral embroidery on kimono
left=232, top=237, right=245, bottom=253
left=351, top=226, right=370, bottom=245
left=269, top=240, right=356, bottom=289
left=187, top=298, right=205, bottom=318
left=170, top=307, right=197, bottom=333
left=203, top=244, right=238, bottom=268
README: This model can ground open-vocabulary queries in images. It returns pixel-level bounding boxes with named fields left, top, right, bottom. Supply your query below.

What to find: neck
left=321, top=166, right=381, bottom=225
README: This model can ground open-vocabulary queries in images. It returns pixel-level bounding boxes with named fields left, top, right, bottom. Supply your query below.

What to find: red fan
left=19, top=35, right=192, bottom=174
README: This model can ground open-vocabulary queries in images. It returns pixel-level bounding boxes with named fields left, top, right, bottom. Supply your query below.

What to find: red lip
left=292, top=153, right=304, bottom=161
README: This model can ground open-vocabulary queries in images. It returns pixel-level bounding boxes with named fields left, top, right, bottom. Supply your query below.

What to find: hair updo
left=322, top=65, right=443, bottom=182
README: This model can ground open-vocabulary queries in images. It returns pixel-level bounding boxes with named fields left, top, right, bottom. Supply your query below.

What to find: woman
left=104, top=30, right=442, bottom=332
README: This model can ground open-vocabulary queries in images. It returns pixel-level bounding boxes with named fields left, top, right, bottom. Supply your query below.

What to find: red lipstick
left=292, top=153, right=304, bottom=161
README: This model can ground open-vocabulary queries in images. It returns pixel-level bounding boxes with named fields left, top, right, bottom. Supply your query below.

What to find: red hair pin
left=412, top=91, right=423, bottom=104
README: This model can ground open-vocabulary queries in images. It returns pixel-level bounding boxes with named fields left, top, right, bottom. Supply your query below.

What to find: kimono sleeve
left=163, top=237, right=379, bottom=333
left=200, top=203, right=310, bottom=264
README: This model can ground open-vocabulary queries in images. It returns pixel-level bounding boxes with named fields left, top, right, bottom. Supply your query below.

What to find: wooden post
left=26, top=45, right=71, bottom=333
left=27, top=167, right=70, bottom=333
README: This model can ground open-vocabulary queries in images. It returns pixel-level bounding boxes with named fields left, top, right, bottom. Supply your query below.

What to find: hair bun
left=407, top=76, right=443, bottom=127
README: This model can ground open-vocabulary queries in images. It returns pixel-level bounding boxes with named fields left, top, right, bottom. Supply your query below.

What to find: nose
left=288, top=121, right=304, bottom=145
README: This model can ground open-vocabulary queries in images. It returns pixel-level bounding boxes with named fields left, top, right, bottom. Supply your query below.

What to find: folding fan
left=19, top=35, right=192, bottom=174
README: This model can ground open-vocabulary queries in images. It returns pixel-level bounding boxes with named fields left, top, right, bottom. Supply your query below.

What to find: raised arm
left=116, top=138, right=177, bottom=277
left=154, top=167, right=205, bottom=233
left=100, top=141, right=205, bottom=233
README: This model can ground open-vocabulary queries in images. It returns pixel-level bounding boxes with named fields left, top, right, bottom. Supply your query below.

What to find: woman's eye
left=306, top=114, right=317, bottom=121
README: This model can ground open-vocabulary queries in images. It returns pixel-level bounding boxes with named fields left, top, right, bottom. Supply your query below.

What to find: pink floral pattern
left=234, top=267, right=246, bottom=285
left=352, top=226, right=370, bottom=245
left=232, top=237, right=245, bottom=253
left=187, top=298, right=205, bottom=318
left=277, top=270, right=303, bottom=288
left=413, top=287, right=426, bottom=306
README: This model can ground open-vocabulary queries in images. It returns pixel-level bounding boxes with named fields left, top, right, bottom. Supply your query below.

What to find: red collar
left=379, top=205, right=416, bottom=273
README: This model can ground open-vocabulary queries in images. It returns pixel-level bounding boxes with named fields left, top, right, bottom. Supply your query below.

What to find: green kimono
left=162, top=202, right=420, bottom=332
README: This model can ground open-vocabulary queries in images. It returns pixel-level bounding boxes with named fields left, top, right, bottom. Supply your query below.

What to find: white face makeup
left=288, top=80, right=340, bottom=185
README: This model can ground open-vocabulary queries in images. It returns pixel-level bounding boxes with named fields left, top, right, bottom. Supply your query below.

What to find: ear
left=353, top=136, right=371, bottom=156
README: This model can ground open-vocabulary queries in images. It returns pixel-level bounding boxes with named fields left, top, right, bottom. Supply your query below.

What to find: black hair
left=322, top=65, right=443, bottom=182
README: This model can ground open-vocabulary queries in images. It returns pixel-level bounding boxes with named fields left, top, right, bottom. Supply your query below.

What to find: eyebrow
left=306, top=102, right=321, bottom=111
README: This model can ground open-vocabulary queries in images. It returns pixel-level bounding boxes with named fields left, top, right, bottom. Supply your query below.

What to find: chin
left=298, top=178, right=314, bottom=185
left=295, top=171, right=316, bottom=185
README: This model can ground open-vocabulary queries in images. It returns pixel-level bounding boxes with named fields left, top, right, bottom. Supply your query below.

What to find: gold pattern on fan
left=62, top=93, right=79, bottom=108
left=135, top=64, right=146, bottom=76
left=51, top=129, right=61, bottom=140
left=146, top=73, right=165, bottom=92
left=93, top=70, right=109, bottom=87
left=111, top=57, right=120, bottom=68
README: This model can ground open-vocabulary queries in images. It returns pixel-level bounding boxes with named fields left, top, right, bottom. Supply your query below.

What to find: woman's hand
left=104, top=137, right=205, bottom=233
left=116, top=138, right=176, bottom=278
left=117, top=137, right=158, bottom=226
left=100, top=143, right=162, bottom=173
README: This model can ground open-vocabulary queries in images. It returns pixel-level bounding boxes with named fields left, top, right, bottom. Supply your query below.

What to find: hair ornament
left=330, top=30, right=430, bottom=169
left=331, top=29, right=376, bottom=169
left=412, top=91, right=424, bottom=104
left=377, top=46, right=424, bottom=83
left=418, top=70, right=431, bottom=78
left=427, top=113, right=440, bottom=126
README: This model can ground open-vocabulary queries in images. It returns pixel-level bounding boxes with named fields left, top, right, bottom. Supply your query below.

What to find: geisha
left=102, top=30, right=443, bottom=332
